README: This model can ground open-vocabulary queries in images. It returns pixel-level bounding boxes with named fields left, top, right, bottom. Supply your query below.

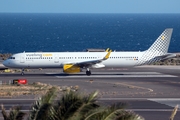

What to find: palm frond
left=169, top=105, right=179, bottom=120
left=67, top=91, right=99, bottom=120
left=84, top=107, right=106, bottom=120
left=116, top=111, right=144, bottom=120
left=10, top=106, right=26, bottom=120
left=1, top=104, right=9, bottom=120
left=86, top=91, right=99, bottom=103
left=25, top=89, right=144, bottom=120
left=84, top=102, right=143, bottom=120
left=48, top=106, right=61, bottom=120
left=103, top=103, right=127, bottom=120
left=28, top=87, right=57, bottom=120
left=1, top=104, right=26, bottom=120
left=50, top=91, right=100, bottom=120
left=52, top=91, right=83, bottom=119
left=69, top=91, right=99, bottom=119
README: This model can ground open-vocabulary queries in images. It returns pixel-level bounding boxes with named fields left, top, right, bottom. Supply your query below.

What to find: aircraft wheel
left=21, top=72, right=24, bottom=76
left=86, top=70, right=91, bottom=76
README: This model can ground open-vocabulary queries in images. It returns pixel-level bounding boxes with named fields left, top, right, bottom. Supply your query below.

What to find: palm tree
left=1, top=88, right=144, bottom=120
left=49, top=91, right=100, bottom=120
left=48, top=90, right=144, bottom=120
left=1, top=104, right=26, bottom=120
left=28, top=87, right=57, bottom=120
left=84, top=103, right=144, bottom=120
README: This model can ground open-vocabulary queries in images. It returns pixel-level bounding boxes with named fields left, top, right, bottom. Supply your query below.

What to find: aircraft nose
left=2, top=60, right=9, bottom=67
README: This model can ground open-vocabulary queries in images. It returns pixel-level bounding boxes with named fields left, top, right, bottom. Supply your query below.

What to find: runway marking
left=1, top=98, right=179, bottom=110
left=0, top=109, right=174, bottom=112
left=99, top=98, right=180, bottom=101
left=55, top=74, right=177, bottom=78
left=1, top=98, right=179, bottom=101
left=46, top=72, right=178, bottom=78
left=149, top=98, right=180, bottom=108
left=100, top=98, right=180, bottom=109
left=115, top=82, right=153, bottom=92
left=1, top=104, right=31, bottom=106
left=47, top=72, right=162, bottom=75
left=128, top=109, right=175, bottom=111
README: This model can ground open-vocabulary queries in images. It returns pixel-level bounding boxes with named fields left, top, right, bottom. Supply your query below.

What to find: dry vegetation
left=0, top=82, right=79, bottom=97
left=152, top=53, right=180, bottom=65
left=0, top=53, right=12, bottom=60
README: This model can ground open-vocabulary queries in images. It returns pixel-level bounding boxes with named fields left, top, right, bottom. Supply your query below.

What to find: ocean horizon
left=0, top=13, right=180, bottom=53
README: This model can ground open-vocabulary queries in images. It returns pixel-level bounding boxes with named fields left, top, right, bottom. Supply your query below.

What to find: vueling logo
left=161, top=35, right=165, bottom=40
left=26, top=53, right=52, bottom=57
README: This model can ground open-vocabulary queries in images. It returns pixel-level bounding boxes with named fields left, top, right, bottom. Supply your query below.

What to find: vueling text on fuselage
left=26, top=53, right=52, bottom=57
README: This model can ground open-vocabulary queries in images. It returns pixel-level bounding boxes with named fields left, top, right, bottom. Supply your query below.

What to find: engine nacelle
left=63, top=64, right=81, bottom=73
left=92, top=63, right=105, bottom=68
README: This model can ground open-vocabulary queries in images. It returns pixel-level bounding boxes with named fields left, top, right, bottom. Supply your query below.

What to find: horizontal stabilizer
left=155, top=53, right=176, bottom=61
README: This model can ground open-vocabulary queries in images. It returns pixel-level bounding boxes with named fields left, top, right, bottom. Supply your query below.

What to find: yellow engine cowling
left=63, top=64, right=81, bottom=73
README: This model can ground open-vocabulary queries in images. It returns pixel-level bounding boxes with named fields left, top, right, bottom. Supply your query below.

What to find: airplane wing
left=62, top=50, right=112, bottom=68
left=155, top=53, right=176, bottom=61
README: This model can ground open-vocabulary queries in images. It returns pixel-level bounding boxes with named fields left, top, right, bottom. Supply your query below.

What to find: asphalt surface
left=0, top=65, right=180, bottom=120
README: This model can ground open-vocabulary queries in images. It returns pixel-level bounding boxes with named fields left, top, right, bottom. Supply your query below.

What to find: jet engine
left=63, top=64, right=81, bottom=73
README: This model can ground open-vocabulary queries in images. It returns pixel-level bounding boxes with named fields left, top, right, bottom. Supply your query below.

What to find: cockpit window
left=8, top=57, right=15, bottom=59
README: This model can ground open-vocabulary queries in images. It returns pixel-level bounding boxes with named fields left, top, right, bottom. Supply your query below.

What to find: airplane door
left=54, top=54, right=59, bottom=63
left=97, top=54, right=102, bottom=59
left=20, top=54, right=25, bottom=63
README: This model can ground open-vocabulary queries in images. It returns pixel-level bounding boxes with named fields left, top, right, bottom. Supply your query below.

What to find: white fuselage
left=3, top=51, right=145, bottom=69
left=2, top=28, right=173, bottom=76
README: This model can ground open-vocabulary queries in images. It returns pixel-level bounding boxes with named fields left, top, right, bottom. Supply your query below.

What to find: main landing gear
left=86, top=68, right=91, bottom=76
left=21, top=68, right=24, bottom=76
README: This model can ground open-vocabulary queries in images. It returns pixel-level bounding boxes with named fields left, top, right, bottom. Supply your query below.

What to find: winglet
left=105, top=48, right=110, bottom=52
left=103, top=50, right=112, bottom=60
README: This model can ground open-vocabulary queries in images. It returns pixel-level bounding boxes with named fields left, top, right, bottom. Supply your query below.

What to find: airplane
left=3, top=28, right=176, bottom=76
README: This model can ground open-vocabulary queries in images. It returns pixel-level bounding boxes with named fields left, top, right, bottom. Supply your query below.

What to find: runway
left=0, top=98, right=179, bottom=120
left=53, top=71, right=177, bottom=78
left=0, top=65, right=180, bottom=120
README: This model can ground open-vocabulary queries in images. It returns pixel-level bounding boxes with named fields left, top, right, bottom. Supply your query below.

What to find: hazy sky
left=0, top=0, right=180, bottom=13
